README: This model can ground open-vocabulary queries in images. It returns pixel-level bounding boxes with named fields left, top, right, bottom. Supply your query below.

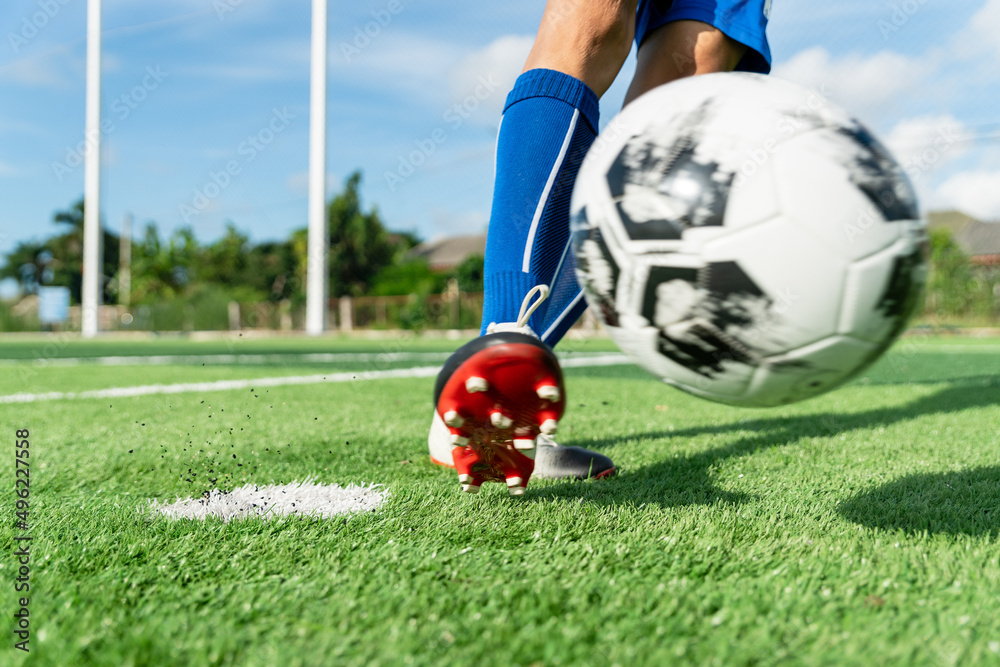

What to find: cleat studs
left=465, top=377, right=489, bottom=393
left=443, top=410, right=464, bottom=427
left=536, top=385, right=561, bottom=402
left=490, top=411, right=513, bottom=429
left=461, top=484, right=480, bottom=494
left=540, top=419, right=559, bottom=435
left=512, top=438, right=536, bottom=451
left=506, top=477, right=526, bottom=496
left=450, top=434, right=469, bottom=447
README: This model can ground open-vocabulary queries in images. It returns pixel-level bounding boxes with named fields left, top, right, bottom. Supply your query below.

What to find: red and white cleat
left=433, top=287, right=566, bottom=496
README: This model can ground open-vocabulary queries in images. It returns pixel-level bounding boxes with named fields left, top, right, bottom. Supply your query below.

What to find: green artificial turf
left=1, top=335, right=999, bottom=666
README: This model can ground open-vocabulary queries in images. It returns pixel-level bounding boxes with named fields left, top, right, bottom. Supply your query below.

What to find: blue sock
left=481, top=68, right=598, bottom=347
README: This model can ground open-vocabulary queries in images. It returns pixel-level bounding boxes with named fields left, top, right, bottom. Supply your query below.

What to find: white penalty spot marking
left=153, top=478, right=388, bottom=522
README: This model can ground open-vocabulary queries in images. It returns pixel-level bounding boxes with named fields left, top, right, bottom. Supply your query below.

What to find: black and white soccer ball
left=570, top=73, right=927, bottom=407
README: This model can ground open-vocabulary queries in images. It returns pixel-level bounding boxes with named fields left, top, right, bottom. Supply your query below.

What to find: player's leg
left=626, top=0, right=772, bottom=105
left=481, top=0, right=638, bottom=343
left=533, top=2, right=771, bottom=348
left=431, top=0, right=636, bottom=492
left=522, top=0, right=638, bottom=98
left=624, top=20, right=747, bottom=104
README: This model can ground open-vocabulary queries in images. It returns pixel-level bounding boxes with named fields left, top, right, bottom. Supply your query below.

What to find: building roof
left=408, top=234, right=486, bottom=271
left=407, top=212, right=1000, bottom=271
left=927, top=210, right=1000, bottom=258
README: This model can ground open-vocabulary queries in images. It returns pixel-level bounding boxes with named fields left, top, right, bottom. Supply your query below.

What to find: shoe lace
left=485, top=285, right=549, bottom=337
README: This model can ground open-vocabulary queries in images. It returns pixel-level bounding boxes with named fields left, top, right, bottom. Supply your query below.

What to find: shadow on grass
left=537, top=379, right=1000, bottom=521
left=575, top=375, right=1000, bottom=453
left=836, top=466, right=1000, bottom=537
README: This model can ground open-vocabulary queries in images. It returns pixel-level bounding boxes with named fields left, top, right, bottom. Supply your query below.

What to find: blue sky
left=1, top=0, right=998, bottom=281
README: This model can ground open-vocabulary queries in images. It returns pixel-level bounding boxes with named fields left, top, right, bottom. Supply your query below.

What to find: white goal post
left=306, top=0, right=329, bottom=336
left=81, top=0, right=330, bottom=337
left=81, top=0, right=102, bottom=337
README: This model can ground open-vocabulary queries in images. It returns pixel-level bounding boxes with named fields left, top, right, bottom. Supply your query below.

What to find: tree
left=369, top=259, right=446, bottom=296
left=129, top=223, right=198, bottom=303
left=245, top=240, right=299, bottom=301
left=451, top=253, right=484, bottom=293
left=0, top=198, right=119, bottom=303
left=327, top=171, right=398, bottom=297
left=200, top=223, right=250, bottom=286
left=927, top=227, right=974, bottom=316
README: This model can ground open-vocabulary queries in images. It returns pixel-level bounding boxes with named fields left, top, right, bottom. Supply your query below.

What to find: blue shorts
left=635, top=0, right=772, bottom=74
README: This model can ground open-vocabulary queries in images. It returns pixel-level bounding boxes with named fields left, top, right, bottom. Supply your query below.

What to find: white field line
left=0, top=352, right=454, bottom=367
left=1, top=341, right=992, bottom=369
left=892, top=344, right=1000, bottom=352
left=0, top=354, right=631, bottom=404
left=0, top=350, right=623, bottom=367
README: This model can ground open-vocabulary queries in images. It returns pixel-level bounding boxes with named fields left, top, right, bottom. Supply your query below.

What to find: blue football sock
left=481, top=68, right=598, bottom=347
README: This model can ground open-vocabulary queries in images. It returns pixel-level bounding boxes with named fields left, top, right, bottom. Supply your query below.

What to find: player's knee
left=668, top=23, right=744, bottom=76
left=690, top=28, right=744, bottom=73
left=524, top=0, right=637, bottom=96
left=575, top=2, right=635, bottom=62
left=596, top=15, right=636, bottom=67
left=631, top=20, right=745, bottom=95
left=536, top=0, right=635, bottom=66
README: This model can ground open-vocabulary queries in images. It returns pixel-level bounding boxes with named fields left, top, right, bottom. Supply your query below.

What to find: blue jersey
left=636, top=0, right=772, bottom=73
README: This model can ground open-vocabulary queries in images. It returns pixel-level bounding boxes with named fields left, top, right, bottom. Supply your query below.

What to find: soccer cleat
left=536, top=385, right=561, bottom=402
left=429, top=412, right=617, bottom=481
left=433, top=286, right=565, bottom=495
left=430, top=286, right=616, bottom=492
left=465, top=377, right=489, bottom=393
left=490, top=411, right=513, bottom=429
left=442, top=410, right=464, bottom=428
left=506, top=476, right=526, bottom=496
left=531, top=433, right=617, bottom=480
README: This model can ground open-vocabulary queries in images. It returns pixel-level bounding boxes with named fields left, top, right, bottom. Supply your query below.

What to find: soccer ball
left=570, top=73, right=927, bottom=407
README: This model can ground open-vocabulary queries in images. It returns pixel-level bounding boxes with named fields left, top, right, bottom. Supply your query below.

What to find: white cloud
left=0, top=116, right=44, bottom=136
left=449, top=34, right=533, bottom=123
left=884, top=114, right=968, bottom=183
left=772, top=46, right=933, bottom=126
left=102, top=53, right=123, bottom=74
left=0, top=49, right=75, bottom=88
left=950, top=0, right=1000, bottom=61
left=174, top=63, right=300, bottom=82
left=935, top=169, right=1000, bottom=221
left=330, top=31, right=464, bottom=107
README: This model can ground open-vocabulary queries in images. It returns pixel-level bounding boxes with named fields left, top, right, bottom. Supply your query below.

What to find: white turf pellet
left=152, top=478, right=388, bottom=522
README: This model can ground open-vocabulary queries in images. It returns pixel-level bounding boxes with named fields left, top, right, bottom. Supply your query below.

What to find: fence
left=20, top=275, right=1000, bottom=333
